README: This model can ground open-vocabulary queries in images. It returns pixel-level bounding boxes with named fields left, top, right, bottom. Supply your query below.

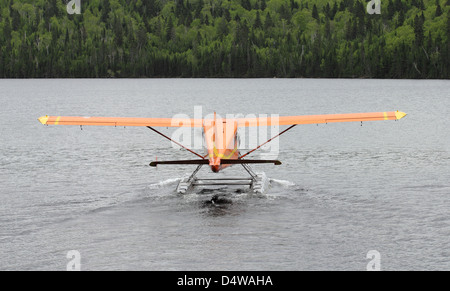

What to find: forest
left=0, top=0, right=449, bottom=78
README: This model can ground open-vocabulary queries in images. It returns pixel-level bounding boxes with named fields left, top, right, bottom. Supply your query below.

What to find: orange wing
left=38, top=111, right=407, bottom=127
left=236, top=111, right=407, bottom=127
left=38, top=116, right=203, bottom=127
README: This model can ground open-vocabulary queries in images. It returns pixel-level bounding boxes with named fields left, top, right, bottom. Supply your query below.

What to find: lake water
left=0, top=79, right=449, bottom=270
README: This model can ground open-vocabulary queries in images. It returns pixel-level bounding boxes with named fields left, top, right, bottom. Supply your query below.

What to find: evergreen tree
left=435, top=0, right=443, bottom=17
left=331, top=2, right=338, bottom=20
left=398, top=9, right=405, bottom=27
left=280, top=4, right=290, bottom=20
left=324, top=3, right=331, bottom=19
left=312, top=4, right=319, bottom=21
left=113, top=16, right=124, bottom=46
left=418, top=0, right=425, bottom=9
left=241, top=0, right=251, bottom=11
left=101, top=0, right=110, bottom=23
left=11, top=9, right=20, bottom=30
left=414, top=14, right=424, bottom=47
left=387, top=0, right=395, bottom=19
left=264, top=11, right=273, bottom=30
left=3, top=18, right=11, bottom=41
left=254, top=11, right=262, bottom=29
left=394, top=0, right=403, bottom=12
left=260, top=0, right=267, bottom=11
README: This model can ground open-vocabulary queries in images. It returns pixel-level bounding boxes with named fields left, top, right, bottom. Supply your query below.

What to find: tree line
left=0, top=0, right=449, bottom=78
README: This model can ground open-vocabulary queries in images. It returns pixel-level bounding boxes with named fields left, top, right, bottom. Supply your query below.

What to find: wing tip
left=38, top=115, right=49, bottom=125
left=395, top=111, right=407, bottom=120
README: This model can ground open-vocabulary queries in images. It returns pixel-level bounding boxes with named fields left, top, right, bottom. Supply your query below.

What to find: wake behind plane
left=38, top=110, right=407, bottom=194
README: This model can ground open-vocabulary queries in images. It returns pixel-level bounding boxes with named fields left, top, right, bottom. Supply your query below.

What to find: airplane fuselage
left=203, top=117, right=240, bottom=173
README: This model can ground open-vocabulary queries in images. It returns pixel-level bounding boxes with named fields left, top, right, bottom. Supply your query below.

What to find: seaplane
left=38, top=110, right=407, bottom=194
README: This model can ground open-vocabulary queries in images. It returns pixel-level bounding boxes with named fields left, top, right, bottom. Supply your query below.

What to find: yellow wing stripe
left=54, top=116, right=61, bottom=125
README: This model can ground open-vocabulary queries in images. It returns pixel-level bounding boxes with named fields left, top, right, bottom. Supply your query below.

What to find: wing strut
left=239, top=124, right=297, bottom=159
left=146, top=126, right=205, bottom=159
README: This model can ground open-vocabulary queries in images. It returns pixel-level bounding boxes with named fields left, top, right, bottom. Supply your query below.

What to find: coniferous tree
left=312, top=4, right=319, bottom=21
left=435, top=0, right=443, bottom=17
left=254, top=10, right=262, bottom=29
left=387, top=0, right=395, bottom=19
left=101, top=0, right=110, bottom=23
left=398, top=9, right=405, bottom=27
left=241, top=0, right=251, bottom=11
left=264, top=11, right=273, bottom=30
left=418, top=0, right=425, bottom=9
left=414, top=14, right=424, bottom=47
left=260, top=0, right=267, bottom=11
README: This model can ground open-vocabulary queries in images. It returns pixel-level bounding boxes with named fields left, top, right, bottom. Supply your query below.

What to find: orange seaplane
left=38, top=110, right=407, bottom=193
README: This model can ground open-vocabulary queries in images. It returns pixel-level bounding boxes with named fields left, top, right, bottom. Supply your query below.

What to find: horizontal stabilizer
left=149, top=159, right=281, bottom=167
left=220, top=159, right=282, bottom=165
left=150, top=160, right=209, bottom=167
